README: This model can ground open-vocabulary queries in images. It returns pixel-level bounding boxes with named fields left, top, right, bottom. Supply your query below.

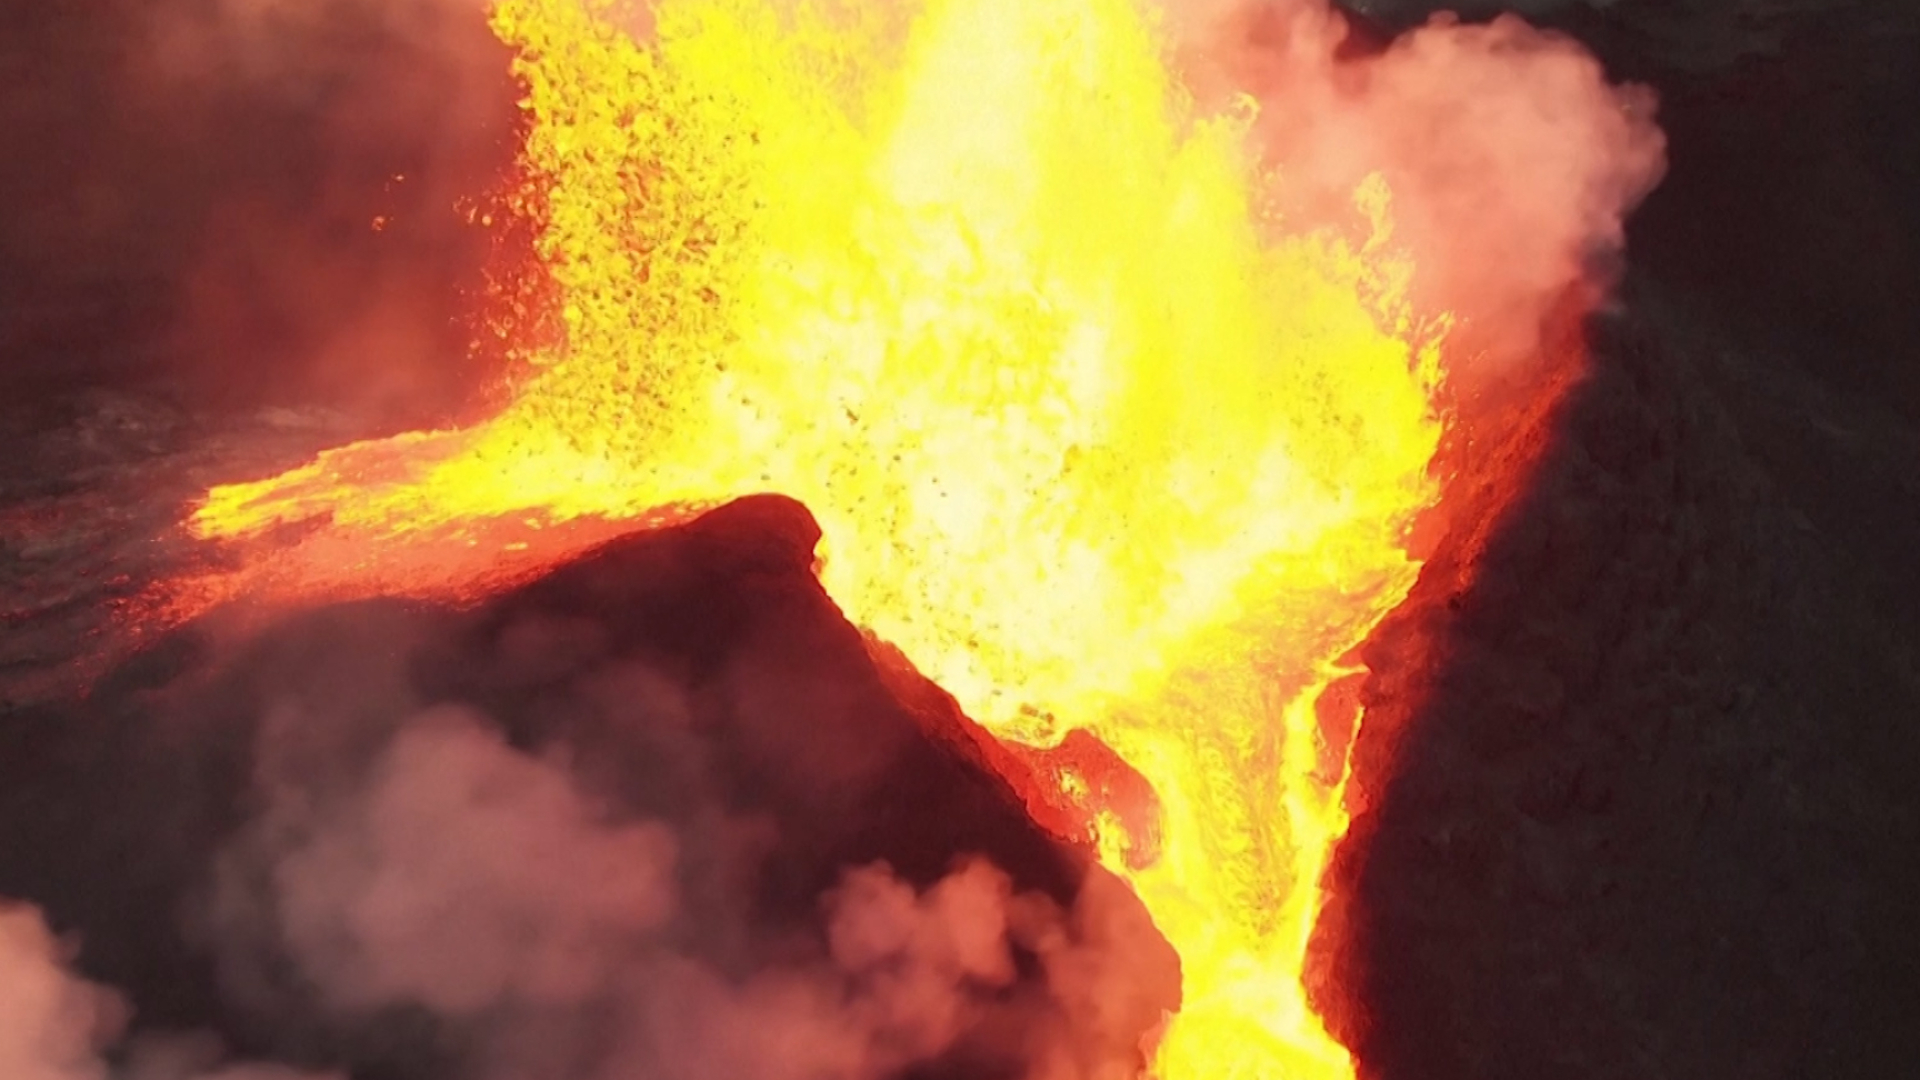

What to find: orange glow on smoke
left=183, top=0, right=1456, bottom=1076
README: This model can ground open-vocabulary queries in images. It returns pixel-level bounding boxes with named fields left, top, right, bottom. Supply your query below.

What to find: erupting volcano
left=141, top=0, right=1665, bottom=1077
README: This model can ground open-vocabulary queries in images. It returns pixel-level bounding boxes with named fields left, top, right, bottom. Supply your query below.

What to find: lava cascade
left=185, top=0, right=1453, bottom=1076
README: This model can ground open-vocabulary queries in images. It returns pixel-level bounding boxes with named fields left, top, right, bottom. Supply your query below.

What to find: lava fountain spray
left=177, top=0, right=1661, bottom=1076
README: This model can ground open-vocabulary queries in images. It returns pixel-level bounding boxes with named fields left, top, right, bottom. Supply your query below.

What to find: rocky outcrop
left=0, top=496, right=1178, bottom=1080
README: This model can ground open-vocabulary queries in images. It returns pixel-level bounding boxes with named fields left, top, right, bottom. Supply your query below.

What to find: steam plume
left=0, top=903, right=120, bottom=1080
left=1173, top=0, right=1666, bottom=378
left=206, top=700, right=1170, bottom=1080
left=0, top=902, right=333, bottom=1080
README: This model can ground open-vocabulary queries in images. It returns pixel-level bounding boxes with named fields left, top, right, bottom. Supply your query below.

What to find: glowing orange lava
left=181, top=0, right=1455, bottom=1076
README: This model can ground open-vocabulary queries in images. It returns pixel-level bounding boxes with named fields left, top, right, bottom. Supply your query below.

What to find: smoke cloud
left=202, top=697, right=1170, bottom=1080
left=0, top=500, right=1177, bottom=1080
left=0, top=902, right=121, bottom=1080
left=4, top=634, right=1172, bottom=1080
left=1172, top=0, right=1666, bottom=380
left=0, top=901, right=334, bottom=1080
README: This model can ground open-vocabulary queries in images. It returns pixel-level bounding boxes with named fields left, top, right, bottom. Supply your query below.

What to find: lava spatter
left=183, top=1, right=1450, bottom=1076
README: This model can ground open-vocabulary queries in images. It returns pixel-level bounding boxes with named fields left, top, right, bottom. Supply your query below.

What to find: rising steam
left=1174, top=0, right=1666, bottom=377
left=0, top=900, right=337, bottom=1080
left=2, top=702, right=1163, bottom=1080
left=0, top=902, right=122, bottom=1080
left=204, top=701, right=1167, bottom=1080
left=7, top=496, right=1180, bottom=1080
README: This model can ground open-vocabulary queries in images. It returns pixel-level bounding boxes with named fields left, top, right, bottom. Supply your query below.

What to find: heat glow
left=187, top=0, right=1451, bottom=1076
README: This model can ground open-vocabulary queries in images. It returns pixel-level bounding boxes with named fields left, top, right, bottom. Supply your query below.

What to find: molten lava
left=184, top=0, right=1453, bottom=1076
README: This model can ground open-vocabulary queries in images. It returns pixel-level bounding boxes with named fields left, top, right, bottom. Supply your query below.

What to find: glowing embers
left=183, top=1, right=1449, bottom=1077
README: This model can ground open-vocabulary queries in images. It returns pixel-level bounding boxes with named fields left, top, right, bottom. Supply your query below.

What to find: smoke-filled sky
left=207, top=702, right=1163, bottom=1080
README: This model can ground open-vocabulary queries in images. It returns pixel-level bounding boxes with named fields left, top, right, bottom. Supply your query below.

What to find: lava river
left=172, top=0, right=1472, bottom=1076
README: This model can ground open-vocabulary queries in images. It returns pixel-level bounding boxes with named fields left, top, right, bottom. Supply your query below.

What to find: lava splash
left=183, top=0, right=1453, bottom=1076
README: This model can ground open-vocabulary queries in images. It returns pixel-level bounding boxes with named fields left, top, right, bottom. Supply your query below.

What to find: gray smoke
left=199, top=698, right=1168, bottom=1080
left=0, top=901, right=334, bottom=1080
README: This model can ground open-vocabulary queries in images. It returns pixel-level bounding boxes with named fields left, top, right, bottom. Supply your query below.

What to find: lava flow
left=179, top=0, right=1455, bottom=1076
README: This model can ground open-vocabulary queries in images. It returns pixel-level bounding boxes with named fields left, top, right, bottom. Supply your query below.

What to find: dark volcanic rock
left=0, top=495, right=1178, bottom=1080
left=1326, top=300, right=1920, bottom=1080
left=1306, top=6, right=1920, bottom=1078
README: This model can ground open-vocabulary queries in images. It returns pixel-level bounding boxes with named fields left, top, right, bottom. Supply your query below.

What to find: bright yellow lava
left=192, top=0, right=1448, bottom=1076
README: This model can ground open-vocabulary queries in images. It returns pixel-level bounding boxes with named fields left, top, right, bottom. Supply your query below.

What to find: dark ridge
left=1325, top=298, right=1920, bottom=1079
left=0, top=498, right=1177, bottom=1079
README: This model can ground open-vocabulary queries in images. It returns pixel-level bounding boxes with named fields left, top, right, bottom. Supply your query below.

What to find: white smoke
left=4, top=692, right=1168, bottom=1080
left=0, top=903, right=334, bottom=1080
left=259, top=704, right=681, bottom=1017
left=0, top=903, right=121, bottom=1080
left=1172, top=0, right=1667, bottom=378
left=200, top=700, right=1171, bottom=1080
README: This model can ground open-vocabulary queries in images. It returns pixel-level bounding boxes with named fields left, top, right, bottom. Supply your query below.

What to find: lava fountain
left=182, top=0, right=1460, bottom=1076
